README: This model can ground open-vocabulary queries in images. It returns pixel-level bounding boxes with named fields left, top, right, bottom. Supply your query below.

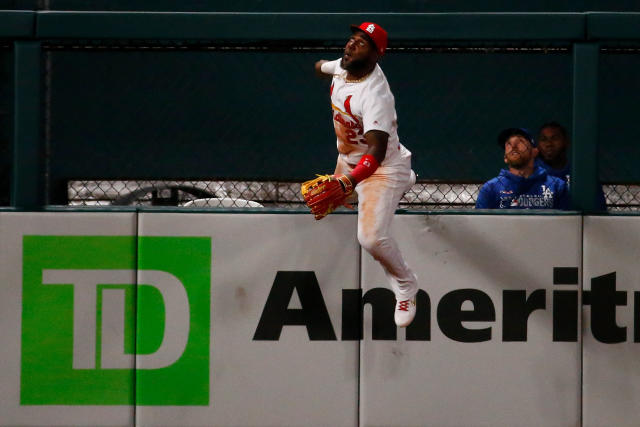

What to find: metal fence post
left=12, top=40, right=43, bottom=209
left=572, top=42, right=600, bottom=212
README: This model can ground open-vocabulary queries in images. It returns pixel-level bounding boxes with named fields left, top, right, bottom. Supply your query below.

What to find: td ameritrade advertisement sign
left=21, top=236, right=211, bottom=406
left=6, top=213, right=640, bottom=427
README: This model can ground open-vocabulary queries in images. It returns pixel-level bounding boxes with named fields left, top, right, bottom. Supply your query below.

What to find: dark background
left=2, top=2, right=640, bottom=204
left=2, top=0, right=640, bottom=12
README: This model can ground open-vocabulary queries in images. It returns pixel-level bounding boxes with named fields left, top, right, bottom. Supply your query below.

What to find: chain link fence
left=67, top=179, right=639, bottom=211
left=67, top=179, right=481, bottom=209
left=605, top=184, right=640, bottom=211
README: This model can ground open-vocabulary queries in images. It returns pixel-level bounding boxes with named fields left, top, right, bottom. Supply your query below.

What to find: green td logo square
left=21, top=235, right=211, bottom=406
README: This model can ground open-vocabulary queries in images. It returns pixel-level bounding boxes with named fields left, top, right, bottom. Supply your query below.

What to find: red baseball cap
left=350, top=22, right=388, bottom=56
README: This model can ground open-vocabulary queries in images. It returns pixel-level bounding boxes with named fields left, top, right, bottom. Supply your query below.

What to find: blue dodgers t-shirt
left=476, top=166, right=569, bottom=209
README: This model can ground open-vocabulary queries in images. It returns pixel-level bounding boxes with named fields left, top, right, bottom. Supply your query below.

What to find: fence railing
left=67, top=180, right=640, bottom=211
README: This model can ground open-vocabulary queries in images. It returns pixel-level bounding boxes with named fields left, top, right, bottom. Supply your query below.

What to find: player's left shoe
left=394, top=297, right=416, bottom=327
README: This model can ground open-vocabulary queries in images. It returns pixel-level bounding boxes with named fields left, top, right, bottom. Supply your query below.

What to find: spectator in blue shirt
left=536, top=121, right=607, bottom=211
left=476, top=128, right=569, bottom=209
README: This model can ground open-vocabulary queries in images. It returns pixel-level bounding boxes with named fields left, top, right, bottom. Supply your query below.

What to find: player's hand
left=301, top=174, right=354, bottom=220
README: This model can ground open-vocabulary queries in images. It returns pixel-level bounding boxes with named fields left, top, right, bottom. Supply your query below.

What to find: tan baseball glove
left=301, top=174, right=354, bottom=220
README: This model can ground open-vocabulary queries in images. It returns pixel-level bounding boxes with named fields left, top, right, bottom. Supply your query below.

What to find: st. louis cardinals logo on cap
left=350, top=22, right=388, bottom=56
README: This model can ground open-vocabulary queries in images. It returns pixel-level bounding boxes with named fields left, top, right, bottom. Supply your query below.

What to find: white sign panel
left=583, top=216, right=640, bottom=427
left=7, top=211, right=633, bottom=427
left=359, top=214, right=582, bottom=427
left=0, top=212, right=137, bottom=427
left=135, top=213, right=360, bottom=427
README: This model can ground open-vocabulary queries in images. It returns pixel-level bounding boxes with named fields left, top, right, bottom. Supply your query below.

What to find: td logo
left=21, top=235, right=211, bottom=406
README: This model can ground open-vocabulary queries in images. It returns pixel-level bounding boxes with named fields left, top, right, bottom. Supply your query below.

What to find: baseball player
left=302, top=22, right=418, bottom=327
left=476, top=128, right=569, bottom=209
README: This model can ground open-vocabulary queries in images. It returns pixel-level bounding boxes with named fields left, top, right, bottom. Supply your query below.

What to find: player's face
left=537, top=127, right=568, bottom=163
left=504, top=135, right=537, bottom=168
left=341, top=31, right=376, bottom=72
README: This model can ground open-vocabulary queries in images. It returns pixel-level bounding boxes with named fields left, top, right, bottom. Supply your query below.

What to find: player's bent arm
left=345, top=130, right=388, bottom=186
left=314, top=60, right=332, bottom=79
left=363, top=130, right=388, bottom=164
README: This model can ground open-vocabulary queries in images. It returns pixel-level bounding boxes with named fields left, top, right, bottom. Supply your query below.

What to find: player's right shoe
left=394, top=297, right=416, bottom=327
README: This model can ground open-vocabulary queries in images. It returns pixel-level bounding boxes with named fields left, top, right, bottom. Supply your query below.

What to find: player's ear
left=532, top=147, right=539, bottom=157
left=503, top=155, right=508, bottom=164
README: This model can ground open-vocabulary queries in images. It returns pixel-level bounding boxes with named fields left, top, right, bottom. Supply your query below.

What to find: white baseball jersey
left=321, top=58, right=411, bottom=166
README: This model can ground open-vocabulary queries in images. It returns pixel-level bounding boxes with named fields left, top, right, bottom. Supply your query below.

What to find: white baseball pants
left=336, top=155, right=419, bottom=300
